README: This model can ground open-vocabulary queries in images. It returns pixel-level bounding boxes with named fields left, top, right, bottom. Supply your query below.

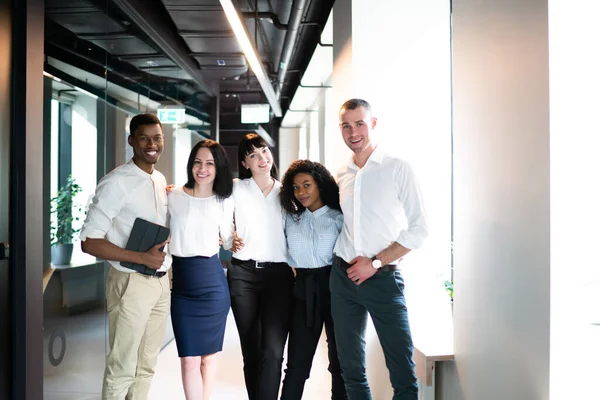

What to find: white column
left=449, top=0, right=551, bottom=398
left=548, top=1, right=600, bottom=398
left=279, top=127, right=300, bottom=174
left=155, top=123, right=175, bottom=184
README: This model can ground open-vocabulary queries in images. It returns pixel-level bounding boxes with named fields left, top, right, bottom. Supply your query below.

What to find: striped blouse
left=285, top=205, right=343, bottom=269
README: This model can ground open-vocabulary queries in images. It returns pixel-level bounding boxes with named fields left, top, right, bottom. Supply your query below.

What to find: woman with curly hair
left=279, top=160, right=348, bottom=400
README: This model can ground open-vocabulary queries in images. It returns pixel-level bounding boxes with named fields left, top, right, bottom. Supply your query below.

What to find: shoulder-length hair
left=237, top=133, right=279, bottom=180
left=280, top=159, right=341, bottom=217
left=185, top=139, right=233, bottom=200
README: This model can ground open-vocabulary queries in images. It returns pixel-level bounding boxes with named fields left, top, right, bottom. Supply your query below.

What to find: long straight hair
left=185, top=140, right=233, bottom=200
left=237, top=133, right=278, bottom=180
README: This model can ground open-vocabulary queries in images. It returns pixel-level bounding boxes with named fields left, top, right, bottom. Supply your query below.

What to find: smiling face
left=128, top=123, right=164, bottom=173
left=293, top=172, right=323, bottom=212
left=339, top=106, right=377, bottom=155
left=192, top=147, right=216, bottom=187
left=242, top=145, right=273, bottom=177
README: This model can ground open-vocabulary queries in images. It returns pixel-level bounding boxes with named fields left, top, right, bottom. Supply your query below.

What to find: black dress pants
left=280, top=266, right=347, bottom=400
left=227, top=259, right=294, bottom=400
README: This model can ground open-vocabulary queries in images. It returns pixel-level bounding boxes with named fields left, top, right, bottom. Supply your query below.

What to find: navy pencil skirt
left=171, top=254, right=230, bottom=357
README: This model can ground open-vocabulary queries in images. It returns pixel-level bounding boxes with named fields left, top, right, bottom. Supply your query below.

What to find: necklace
left=260, top=178, right=274, bottom=195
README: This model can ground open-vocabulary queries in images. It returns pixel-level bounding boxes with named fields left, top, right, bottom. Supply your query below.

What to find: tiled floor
left=149, top=310, right=334, bottom=399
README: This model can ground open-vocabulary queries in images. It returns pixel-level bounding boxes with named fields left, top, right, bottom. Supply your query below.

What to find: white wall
left=174, top=127, right=192, bottom=186
left=279, top=127, right=300, bottom=175
left=114, top=105, right=130, bottom=166
left=155, top=123, right=175, bottom=184
left=330, top=0, right=453, bottom=398
left=448, top=0, right=551, bottom=398
left=548, top=1, right=600, bottom=398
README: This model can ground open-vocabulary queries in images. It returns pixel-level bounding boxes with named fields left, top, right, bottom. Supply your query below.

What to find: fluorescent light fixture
left=219, top=0, right=282, bottom=117
left=255, top=125, right=275, bottom=147
left=43, top=71, right=62, bottom=82
left=241, top=104, right=270, bottom=124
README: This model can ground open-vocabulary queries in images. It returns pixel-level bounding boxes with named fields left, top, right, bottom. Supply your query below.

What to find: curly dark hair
left=280, top=160, right=341, bottom=218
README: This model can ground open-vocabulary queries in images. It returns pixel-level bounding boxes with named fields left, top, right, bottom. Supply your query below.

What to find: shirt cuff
left=395, top=229, right=426, bottom=250
left=79, top=229, right=107, bottom=242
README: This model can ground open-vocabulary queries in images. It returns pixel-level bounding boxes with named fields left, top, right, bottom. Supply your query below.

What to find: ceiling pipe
left=276, top=0, right=308, bottom=99
left=241, top=12, right=288, bottom=30
left=111, top=0, right=215, bottom=97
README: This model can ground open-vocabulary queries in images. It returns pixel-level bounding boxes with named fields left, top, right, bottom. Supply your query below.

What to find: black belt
left=232, top=258, right=287, bottom=269
left=123, top=262, right=167, bottom=278
left=333, top=256, right=399, bottom=273
left=294, top=266, right=331, bottom=331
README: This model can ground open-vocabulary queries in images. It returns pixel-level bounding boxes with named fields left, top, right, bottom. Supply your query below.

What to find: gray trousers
left=330, top=258, right=418, bottom=400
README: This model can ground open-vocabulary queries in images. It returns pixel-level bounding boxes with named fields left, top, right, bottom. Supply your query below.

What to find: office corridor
left=148, top=310, right=333, bottom=400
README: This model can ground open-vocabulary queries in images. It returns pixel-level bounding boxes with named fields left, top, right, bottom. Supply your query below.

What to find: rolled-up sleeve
left=395, top=163, right=429, bottom=250
left=80, top=176, right=127, bottom=241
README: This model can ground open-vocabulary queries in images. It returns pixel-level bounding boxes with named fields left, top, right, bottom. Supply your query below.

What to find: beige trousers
left=102, top=267, right=171, bottom=400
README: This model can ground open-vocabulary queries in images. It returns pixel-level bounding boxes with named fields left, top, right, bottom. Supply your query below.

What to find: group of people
left=80, top=98, right=429, bottom=400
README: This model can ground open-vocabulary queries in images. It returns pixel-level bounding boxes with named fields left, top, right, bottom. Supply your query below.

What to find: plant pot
left=51, top=243, right=74, bottom=265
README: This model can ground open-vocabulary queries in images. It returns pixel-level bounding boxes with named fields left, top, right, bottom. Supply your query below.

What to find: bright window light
left=241, top=104, right=270, bottom=124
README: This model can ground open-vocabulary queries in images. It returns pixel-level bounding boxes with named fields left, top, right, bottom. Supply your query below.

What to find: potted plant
left=50, top=176, right=83, bottom=265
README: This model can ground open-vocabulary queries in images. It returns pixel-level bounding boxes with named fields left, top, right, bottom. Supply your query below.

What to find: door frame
left=9, top=0, right=45, bottom=398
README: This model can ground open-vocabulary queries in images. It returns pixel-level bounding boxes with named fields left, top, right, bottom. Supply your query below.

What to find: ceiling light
left=219, top=0, right=282, bottom=117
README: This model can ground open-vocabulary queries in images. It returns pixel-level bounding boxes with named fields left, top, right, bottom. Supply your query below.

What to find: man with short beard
left=80, top=113, right=171, bottom=400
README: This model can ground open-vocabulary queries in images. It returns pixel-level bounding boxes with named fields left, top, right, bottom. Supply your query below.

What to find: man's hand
left=166, top=184, right=176, bottom=194
left=231, top=232, right=244, bottom=253
left=346, top=256, right=377, bottom=285
left=141, top=240, right=168, bottom=270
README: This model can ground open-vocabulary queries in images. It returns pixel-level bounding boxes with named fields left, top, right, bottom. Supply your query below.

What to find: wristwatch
left=371, top=255, right=382, bottom=269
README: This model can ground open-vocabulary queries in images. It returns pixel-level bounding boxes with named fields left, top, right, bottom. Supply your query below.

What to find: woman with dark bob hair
left=227, top=133, right=294, bottom=400
left=167, top=139, right=235, bottom=400
left=279, top=160, right=347, bottom=400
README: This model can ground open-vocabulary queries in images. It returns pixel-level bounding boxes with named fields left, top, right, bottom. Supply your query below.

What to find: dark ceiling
left=44, top=0, right=334, bottom=146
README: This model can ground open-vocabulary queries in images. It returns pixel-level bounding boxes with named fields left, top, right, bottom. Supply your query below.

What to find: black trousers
left=227, top=259, right=294, bottom=400
left=280, top=266, right=347, bottom=400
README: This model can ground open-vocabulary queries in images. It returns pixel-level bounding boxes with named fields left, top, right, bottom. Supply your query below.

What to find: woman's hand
left=166, top=184, right=176, bottom=194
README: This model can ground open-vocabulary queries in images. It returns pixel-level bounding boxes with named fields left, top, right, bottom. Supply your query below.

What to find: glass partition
left=43, top=1, right=111, bottom=397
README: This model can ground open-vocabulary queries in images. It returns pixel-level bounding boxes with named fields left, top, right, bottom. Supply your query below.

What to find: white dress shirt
left=231, top=178, right=288, bottom=263
left=286, top=206, right=343, bottom=269
left=334, top=146, right=429, bottom=264
left=80, top=159, right=172, bottom=273
left=168, top=187, right=234, bottom=257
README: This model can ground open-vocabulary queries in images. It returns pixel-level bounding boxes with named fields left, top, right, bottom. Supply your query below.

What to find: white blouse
left=231, top=178, right=288, bottom=263
left=167, top=186, right=235, bottom=258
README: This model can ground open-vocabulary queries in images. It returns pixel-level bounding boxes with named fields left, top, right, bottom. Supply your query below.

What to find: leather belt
left=123, top=262, right=167, bottom=278
left=232, top=258, right=287, bottom=269
left=333, top=256, right=399, bottom=273
left=141, top=270, right=166, bottom=278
